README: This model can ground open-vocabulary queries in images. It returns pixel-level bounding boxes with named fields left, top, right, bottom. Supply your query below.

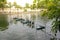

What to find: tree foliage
left=0, top=0, right=7, bottom=9
left=40, top=0, right=60, bottom=33
left=0, top=0, right=6, bottom=7
left=25, top=3, right=30, bottom=8
left=7, top=2, right=13, bottom=8
left=13, top=2, right=22, bottom=9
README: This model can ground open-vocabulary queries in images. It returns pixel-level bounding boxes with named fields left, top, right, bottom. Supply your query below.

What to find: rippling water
left=0, top=13, right=60, bottom=40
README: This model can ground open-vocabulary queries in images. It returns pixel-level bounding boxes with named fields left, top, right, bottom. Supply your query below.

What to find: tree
left=13, top=2, right=22, bottom=9
left=0, top=0, right=7, bottom=12
left=40, top=0, right=60, bottom=37
left=30, top=0, right=37, bottom=9
left=25, top=3, right=30, bottom=8
left=30, top=0, right=44, bottom=9
left=8, top=2, right=12, bottom=8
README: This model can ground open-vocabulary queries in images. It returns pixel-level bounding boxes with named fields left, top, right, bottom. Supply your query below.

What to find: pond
left=0, top=12, right=58, bottom=40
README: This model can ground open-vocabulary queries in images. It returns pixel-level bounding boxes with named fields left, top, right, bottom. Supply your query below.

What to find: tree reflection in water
left=0, top=12, right=9, bottom=31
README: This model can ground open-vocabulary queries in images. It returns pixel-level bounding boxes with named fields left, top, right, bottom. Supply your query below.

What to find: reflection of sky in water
left=1, top=14, right=60, bottom=40
left=0, top=22, right=34, bottom=40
